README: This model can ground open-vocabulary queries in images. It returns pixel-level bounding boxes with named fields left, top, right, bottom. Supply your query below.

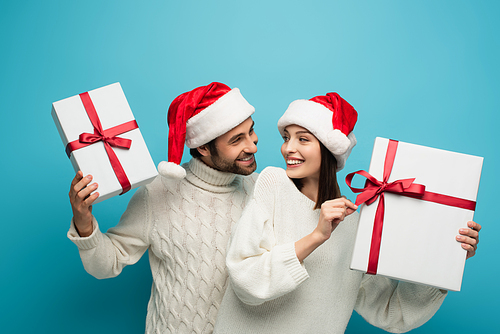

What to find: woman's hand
left=457, top=221, right=481, bottom=259
left=313, top=198, right=358, bottom=242
left=295, top=198, right=357, bottom=263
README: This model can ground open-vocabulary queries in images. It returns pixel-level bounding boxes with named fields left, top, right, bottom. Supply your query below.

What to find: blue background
left=1, top=0, right=498, bottom=333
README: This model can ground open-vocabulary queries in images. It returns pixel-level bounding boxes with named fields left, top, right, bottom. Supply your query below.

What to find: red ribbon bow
left=65, top=92, right=138, bottom=194
left=79, top=128, right=132, bottom=149
left=346, top=139, right=476, bottom=275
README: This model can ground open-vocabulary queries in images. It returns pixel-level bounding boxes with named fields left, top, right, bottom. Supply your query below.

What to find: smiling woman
left=281, top=125, right=342, bottom=209
left=212, top=92, right=480, bottom=334
left=281, top=125, right=322, bottom=180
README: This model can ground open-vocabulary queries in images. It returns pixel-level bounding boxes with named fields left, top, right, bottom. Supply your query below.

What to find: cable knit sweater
left=213, top=167, right=447, bottom=334
left=68, top=158, right=257, bottom=334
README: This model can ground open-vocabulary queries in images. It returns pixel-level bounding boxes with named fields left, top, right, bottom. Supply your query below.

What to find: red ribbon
left=346, top=139, right=476, bottom=275
left=65, top=92, right=138, bottom=194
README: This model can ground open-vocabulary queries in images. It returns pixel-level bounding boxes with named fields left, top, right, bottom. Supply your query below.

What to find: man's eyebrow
left=228, top=132, right=244, bottom=143
left=228, top=121, right=255, bottom=143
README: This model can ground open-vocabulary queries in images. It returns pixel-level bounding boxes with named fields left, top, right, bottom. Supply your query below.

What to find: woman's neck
left=300, top=176, right=319, bottom=203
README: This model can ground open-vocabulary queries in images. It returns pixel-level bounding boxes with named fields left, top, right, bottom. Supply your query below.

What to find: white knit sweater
left=213, top=167, right=447, bottom=334
left=68, top=158, right=257, bottom=334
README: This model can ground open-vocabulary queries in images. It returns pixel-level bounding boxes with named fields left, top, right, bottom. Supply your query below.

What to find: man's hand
left=457, top=221, right=481, bottom=259
left=69, top=171, right=99, bottom=237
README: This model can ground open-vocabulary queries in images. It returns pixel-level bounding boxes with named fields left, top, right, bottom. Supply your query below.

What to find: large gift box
left=347, top=137, right=483, bottom=291
left=52, top=82, right=158, bottom=204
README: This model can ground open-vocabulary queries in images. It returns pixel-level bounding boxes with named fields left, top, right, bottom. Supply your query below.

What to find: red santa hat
left=158, top=82, right=255, bottom=178
left=277, top=92, right=358, bottom=171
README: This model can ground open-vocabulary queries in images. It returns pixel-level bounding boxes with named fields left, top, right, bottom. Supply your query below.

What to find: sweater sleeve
left=354, top=275, right=447, bottom=333
left=226, top=168, right=309, bottom=306
left=67, top=186, right=151, bottom=279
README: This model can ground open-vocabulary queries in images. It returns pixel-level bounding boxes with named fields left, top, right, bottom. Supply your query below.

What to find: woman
left=213, top=93, right=480, bottom=334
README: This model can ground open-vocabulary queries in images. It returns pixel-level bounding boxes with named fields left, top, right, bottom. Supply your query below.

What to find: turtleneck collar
left=184, top=158, right=242, bottom=193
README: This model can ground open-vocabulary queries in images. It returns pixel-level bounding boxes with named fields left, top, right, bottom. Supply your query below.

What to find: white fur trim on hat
left=158, top=161, right=187, bottom=179
left=335, top=132, right=357, bottom=171
left=277, top=99, right=356, bottom=171
left=185, top=88, right=255, bottom=148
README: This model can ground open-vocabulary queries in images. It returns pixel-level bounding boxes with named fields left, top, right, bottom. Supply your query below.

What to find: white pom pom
left=158, top=161, right=187, bottom=179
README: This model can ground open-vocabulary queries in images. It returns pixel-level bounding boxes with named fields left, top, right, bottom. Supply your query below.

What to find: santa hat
left=277, top=92, right=358, bottom=171
left=158, top=82, right=255, bottom=178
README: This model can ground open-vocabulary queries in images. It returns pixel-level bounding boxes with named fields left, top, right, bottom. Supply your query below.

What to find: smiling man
left=195, top=117, right=257, bottom=175
left=67, top=82, right=258, bottom=334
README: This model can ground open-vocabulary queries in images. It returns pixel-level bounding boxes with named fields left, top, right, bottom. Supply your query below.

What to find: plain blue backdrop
left=1, top=0, right=498, bottom=333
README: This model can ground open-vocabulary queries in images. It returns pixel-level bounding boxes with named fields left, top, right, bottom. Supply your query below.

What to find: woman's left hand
left=456, top=221, right=481, bottom=259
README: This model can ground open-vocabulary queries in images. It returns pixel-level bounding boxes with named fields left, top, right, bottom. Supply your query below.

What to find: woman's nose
left=284, top=140, right=297, bottom=153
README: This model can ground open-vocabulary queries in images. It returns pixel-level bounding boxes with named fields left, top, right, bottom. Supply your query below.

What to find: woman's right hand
left=314, top=198, right=358, bottom=242
left=69, top=171, right=99, bottom=237
left=295, top=198, right=357, bottom=262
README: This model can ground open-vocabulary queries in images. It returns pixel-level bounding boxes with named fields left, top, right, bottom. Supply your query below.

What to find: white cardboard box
left=52, top=82, right=158, bottom=204
left=350, top=137, right=483, bottom=291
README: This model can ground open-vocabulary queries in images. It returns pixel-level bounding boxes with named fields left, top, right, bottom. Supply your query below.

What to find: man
left=68, top=82, right=258, bottom=333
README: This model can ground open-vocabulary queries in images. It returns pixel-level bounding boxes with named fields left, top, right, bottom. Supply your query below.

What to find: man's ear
left=197, top=145, right=211, bottom=157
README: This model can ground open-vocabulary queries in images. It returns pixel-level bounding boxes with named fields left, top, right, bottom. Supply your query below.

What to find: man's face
left=201, top=117, right=258, bottom=175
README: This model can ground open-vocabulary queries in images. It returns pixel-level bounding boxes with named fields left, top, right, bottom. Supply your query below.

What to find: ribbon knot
left=79, top=131, right=132, bottom=149
left=346, top=156, right=426, bottom=207
left=377, top=182, right=388, bottom=194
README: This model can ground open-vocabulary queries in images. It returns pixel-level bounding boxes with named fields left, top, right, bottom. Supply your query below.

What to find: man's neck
left=199, top=155, right=218, bottom=170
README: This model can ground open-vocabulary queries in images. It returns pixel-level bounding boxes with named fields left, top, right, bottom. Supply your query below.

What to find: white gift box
left=349, top=137, right=483, bottom=291
left=52, top=82, right=158, bottom=204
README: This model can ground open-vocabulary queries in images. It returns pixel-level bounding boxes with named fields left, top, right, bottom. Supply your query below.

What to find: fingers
left=80, top=185, right=100, bottom=206
left=320, top=199, right=357, bottom=224
left=458, top=225, right=479, bottom=241
left=468, top=220, right=482, bottom=232
left=462, top=242, right=476, bottom=259
left=77, top=181, right=98, bottom=202
left=324, top=197, right=358, bottom=210
left=70, top=171, right=84, bottom=189
left=322, top=198, right=358, bottom=217
left=321, top=206, right=347, bottom=221
left=69, top=172, right=99, bottom=207
left=456, top=234, right=477, bottom=248
left=341, top=198, right=358, bottom=212
left=457, top=221, right=480, bottom=259
left=70, top=172, right=89, bottom=196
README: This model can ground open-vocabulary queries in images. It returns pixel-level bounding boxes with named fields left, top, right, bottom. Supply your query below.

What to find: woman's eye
left=299, top=138, right=309, bottom=142
left=283, top=136, right=289, bottom=141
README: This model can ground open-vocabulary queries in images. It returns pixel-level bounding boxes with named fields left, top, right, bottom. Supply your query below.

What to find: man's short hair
left=189, top=139, right=218, bottom=158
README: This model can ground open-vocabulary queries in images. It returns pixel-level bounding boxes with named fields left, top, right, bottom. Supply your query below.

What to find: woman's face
left=281, top=124, right=321, bottom=181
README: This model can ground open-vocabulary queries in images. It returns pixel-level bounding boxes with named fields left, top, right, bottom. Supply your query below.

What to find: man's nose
left=245, top=134, right=258, bottom=153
